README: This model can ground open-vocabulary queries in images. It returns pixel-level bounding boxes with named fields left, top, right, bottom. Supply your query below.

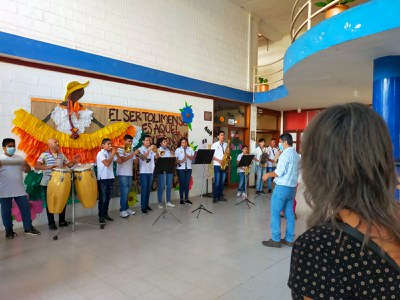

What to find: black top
left=288, top=223, right=400, bottom=300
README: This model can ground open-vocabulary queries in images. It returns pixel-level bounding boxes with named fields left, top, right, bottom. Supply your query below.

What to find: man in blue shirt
left=261, top=133, right=300, bottom=248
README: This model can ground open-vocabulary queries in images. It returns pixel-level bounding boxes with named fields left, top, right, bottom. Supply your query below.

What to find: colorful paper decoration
left=180, top=101, right=194, bottom=131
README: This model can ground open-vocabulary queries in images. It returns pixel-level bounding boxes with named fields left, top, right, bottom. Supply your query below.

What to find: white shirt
left=211, top=141, right=227, bottom=166
left=96, top=149, right=117, bottom=180
left=176, top=146, right=194, bottom=170
left=0, top=154, right=27, bottom=198
left=116, top=148, right=135, bottom=176
left=266, top=146, right=279, bottom=168
left=138, top=146, right=155, bottom=174
left=237, top=153, right=245, bottom=173
left=255, top=146, right=268, bottom=166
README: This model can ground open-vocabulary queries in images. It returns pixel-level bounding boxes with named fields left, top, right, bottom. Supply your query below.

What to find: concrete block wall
left=0, top=0, right=250, bottom=89
left=0, top=61, right=214, bottom=227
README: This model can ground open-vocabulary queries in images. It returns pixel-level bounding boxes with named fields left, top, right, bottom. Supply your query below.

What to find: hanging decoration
left=179, top=101, right=194, bottom=131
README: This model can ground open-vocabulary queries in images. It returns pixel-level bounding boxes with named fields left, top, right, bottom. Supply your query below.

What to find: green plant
left=258, top=77, right=268, bottom=84
left=315, top=0, right=355, bottom=7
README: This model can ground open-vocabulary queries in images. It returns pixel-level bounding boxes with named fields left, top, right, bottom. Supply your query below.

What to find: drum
left=73, top=165, right=98, bottom=208
left=47, top=168, right=72, bottom=214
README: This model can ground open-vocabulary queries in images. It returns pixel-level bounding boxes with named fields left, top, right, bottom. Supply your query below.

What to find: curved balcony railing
left=252, top=57, right=283, bottom=92
left=291, top=0, right=354, bottom=42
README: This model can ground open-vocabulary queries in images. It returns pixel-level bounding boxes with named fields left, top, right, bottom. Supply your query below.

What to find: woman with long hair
left=288, top=103, right=400, bottom=299
left=175, top=137, right=194, bottom=205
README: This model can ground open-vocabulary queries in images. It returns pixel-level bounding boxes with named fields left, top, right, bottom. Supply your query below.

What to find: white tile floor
left=0, top=188, right=308, bottom=300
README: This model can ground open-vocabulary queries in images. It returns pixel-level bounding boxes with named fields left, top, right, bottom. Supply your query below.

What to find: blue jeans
left=177, top=169, right=192, bottom=200
left=118, top=176, right=132, bottom=212
left=256, top=165, right=267, bottom=191
left=213, top=166, right=227, bottom=198
left=238, top=172, right=248, bottom=192
left=157, top=173, right=173, bottom=204
left=140, top=173, right=153, bottom=210
left=266, top=167, right=276, bottom=189
left=97, top=179, right=114, bottom=218
left=0, top=195, right=32, bottom=231
left=270, top=185, right=296, bottom=242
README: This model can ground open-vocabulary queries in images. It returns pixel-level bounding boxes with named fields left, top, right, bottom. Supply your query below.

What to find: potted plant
left=315, top=0, right=355, bottom=19
left=258, top=77, right=269, bottom=92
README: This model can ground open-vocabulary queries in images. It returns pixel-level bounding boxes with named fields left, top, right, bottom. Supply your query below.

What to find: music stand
left=191, top=149, right=215, bottom=218
left=53, top=170, right=98, bottom=240
left=152, top=157, right=182, bottom=225
left=235, top=154, right=255, bottom=209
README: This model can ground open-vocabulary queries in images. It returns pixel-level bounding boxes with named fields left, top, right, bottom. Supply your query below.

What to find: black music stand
left=191, top=149, right=215, bottom=218
left=152, top=157, right=181, bottom=225
left=235, top=154, right=255, bottom=209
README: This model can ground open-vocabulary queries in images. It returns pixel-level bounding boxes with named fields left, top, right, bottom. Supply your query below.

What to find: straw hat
left=64, top=81, right=89, bottom=101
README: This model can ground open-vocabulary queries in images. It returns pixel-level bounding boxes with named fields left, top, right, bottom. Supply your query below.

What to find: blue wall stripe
left=0, top=31, right=253, bottom=103
left=254, top=85, right=288, bottom=104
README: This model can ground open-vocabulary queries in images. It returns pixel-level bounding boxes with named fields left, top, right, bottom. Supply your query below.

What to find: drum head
left=52, top=167, right=71, bottom=173
left=73, top=165, right=93, bottom=172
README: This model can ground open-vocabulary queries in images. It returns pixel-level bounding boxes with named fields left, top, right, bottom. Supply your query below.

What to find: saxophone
left=220, top=139, right=231, bottom=170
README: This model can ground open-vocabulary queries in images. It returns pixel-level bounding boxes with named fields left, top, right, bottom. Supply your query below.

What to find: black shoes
left=5, top=229, right=17, bottom=239
left=262, top=239, right=281, bottom=248
left=141, top=209, right=148, bottom=214
left=180, top=200, right=185, bottom=205
left=99, top=218, right=106, bottom=225
left=185, top=200, right=192, bottom=205
left=213, top=198, right=218, bottom=203
left=104, top=215, right=114, bottom=222
left=49, top=223, right=57, bottom=231
left=268, top=189, right=272, bottom=193
left=24, top=227, right=41, bottom=236
left=145, top=206, right=153, bottom=212
left=59, top=220, right=69, bottom=227
left=280, top=239, right=294, bottom=247
left=219, top=196, right=227, bottom=202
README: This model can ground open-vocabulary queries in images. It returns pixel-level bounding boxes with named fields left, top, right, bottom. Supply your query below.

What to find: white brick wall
left=1, top=0, right=250, bottom=90
left=0, top=61, right=214, bottom=228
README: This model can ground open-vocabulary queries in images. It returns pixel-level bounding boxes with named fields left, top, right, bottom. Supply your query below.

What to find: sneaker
left=213, top=198, right=218, bottom=203
left=166, top=202, right=175, bottom=207
left=145, top=206, right=153, bottom=212
left=119, top=210, right=129, bottom=218
left=262, top=239, right=281, bottom=248
left=99, top=218, right=106, bottom=225
left=158, top=203, right=163, bottom=209
left=5, top=229, right=16, bottom=239
left=59, top=220, right=69, bottom=227
left=24, top=227, right=41, bottom=236
left=126, top=209, right=136, bottom=216
left=241, top=193, right=247, bottom=198
left=180, top=200, right=185, bottom=205
left=219, top=196, right=227, bottom=202
left=280, top=239, right=294, bottom=247
left=105, top=215, right=114, bottom=221
left=255, top=191, right=261, bottom=195
left=141, top=209, right=148, bottom=215
left=49, top=223, right=57, bottom=231
left=260, top=191, right=267, bottom=195
left=236, top=192, right=242, bottom=197
left=185, top=200, right=192, bottom=205
left=268, top=189, right=272, bottom=193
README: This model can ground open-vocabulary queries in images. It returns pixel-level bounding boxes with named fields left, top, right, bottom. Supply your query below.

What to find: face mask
left=278, top=143, right=284, bottom=151
left=6, top=147, right=16, bottom=156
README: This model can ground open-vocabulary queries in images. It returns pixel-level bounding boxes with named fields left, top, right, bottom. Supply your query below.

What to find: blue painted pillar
left=372, top=56, right=400, bottom=200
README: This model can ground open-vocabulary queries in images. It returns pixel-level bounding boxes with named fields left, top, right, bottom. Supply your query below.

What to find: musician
left=265, top=138, right=279, bottom=193
left=96, top=138, right=122, bottom=225
left=0, top=138, right=41, bottom=239
left=35, top=138, right=78, bottom=230
left=138, top=135, right=159, bottom=214
left=176, top=137, right=194, bottom=205
left=254, top=138, right=268, bottom=195
left=211, top=130, right=228, bottom=203
left=155, top=137, right=175, bottom=209
left=116, top=134, right=137, bottom=218
left=236, top=145, right=249, bottom=198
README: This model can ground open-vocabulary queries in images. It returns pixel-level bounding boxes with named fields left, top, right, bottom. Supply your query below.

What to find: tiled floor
left=0, top=188, right=308, bottom=300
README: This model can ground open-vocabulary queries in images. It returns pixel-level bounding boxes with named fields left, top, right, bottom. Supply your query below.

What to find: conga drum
left=73, top=165, right=98, bottom=208
left=47, top=168, right=72, bottom=213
